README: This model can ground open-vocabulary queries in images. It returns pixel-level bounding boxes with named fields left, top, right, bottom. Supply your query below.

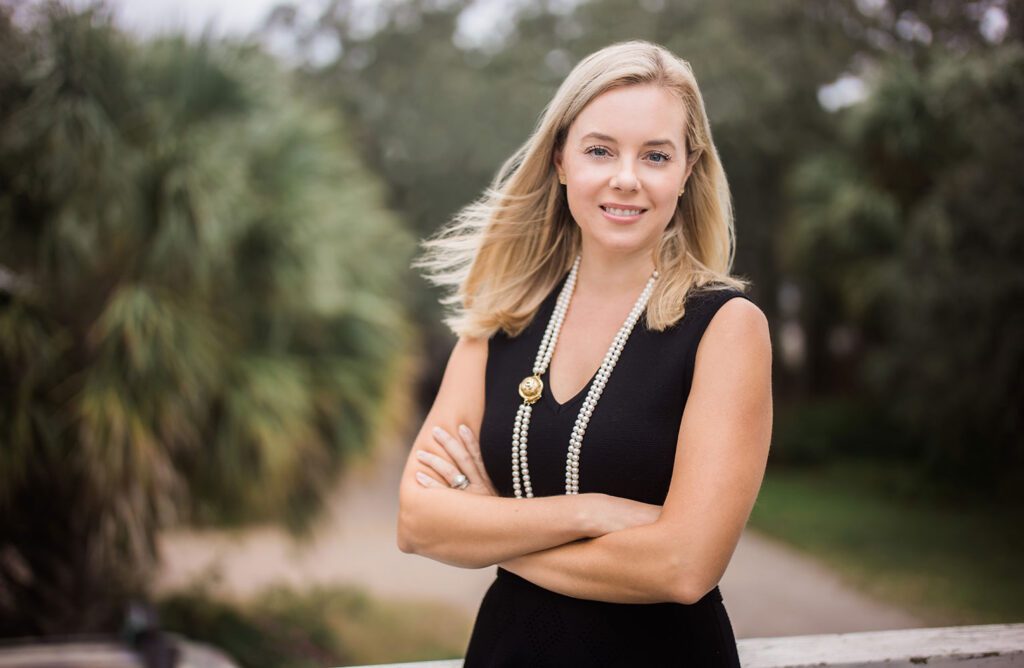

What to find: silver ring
left=451, top=474, right=469, bottom=490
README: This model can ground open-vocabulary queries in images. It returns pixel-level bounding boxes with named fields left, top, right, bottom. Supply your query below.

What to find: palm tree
left=0, top=3, right=413, bottom=635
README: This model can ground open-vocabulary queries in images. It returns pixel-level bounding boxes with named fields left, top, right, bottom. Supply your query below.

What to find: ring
left=451, top=474, right=469, bottom=490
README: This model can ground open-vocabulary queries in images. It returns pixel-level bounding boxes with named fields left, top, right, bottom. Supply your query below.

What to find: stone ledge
left=343, top=623, right=1024, bottom=668
left=738, top=623, right=1024, bottom=668
left=0, top=634, right=238, bottom=668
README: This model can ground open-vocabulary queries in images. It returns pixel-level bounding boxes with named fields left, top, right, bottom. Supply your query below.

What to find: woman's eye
left=583, top=147, right=670, bottom=163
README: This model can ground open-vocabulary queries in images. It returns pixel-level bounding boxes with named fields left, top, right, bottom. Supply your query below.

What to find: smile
left=602, top=206, right=644, bottom=215
left=600, top=205, right=647, bottom=222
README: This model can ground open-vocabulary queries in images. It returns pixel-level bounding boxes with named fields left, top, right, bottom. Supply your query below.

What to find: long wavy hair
left=416, top=40, right=748, bottom=338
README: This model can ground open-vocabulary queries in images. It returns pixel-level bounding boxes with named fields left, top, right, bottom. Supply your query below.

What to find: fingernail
left=416, top=451, right=429, bottom=462
left=432, top=426, right=445, bottom=437
left=459, top=424, right=471, bottom=438
left=416, top=472, right=430, bottom=485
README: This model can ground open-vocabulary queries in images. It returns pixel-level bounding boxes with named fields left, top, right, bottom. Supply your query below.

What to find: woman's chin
left=583, top=227, right=661, bottom=256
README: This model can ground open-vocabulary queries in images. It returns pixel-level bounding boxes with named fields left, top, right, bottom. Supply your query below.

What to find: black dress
left=465, top=274, right=751, bottom=667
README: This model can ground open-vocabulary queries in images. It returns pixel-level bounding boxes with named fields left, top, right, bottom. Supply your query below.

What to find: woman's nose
left=610, top=162, right=639, bottom=191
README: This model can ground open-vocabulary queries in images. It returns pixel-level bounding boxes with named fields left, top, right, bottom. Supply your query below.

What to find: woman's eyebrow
left=578, top=131, right=678, bottom=151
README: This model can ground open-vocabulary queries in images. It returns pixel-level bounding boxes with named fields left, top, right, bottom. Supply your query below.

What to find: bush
left=770, top=398, right=917, bottom=466
left=158, top=585, right=470, bottom=668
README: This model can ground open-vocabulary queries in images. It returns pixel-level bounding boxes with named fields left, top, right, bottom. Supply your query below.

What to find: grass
left=749, top=457, right=1024, bottom=626
left=159, top=584, right=472, bottom=668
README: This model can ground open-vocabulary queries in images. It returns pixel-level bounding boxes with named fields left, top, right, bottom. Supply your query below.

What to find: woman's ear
left=682, top=148, right=702, bottom=185
left=553, top=149, right=565, bottom=183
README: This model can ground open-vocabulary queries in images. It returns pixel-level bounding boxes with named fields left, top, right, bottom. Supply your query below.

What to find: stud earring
left=559, top=174, right=566, bottom=185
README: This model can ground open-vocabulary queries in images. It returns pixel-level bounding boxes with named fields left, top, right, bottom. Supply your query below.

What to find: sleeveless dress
left=465, top=274, right=752, bottom=667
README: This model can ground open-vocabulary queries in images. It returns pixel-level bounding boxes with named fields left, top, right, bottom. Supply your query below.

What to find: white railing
left=2, top=623, right=1019, bottom=667
left=344, top=623, right=1024, bottom=668
left=0, top=634, right=237, bottom=668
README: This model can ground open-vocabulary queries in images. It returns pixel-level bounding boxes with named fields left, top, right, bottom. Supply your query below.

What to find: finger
left=432, top=427, right=485, bottom=484
left=459, top=424, right=497, bottom=494
left=415, top=471, right=444, bottom=488
left=458, top=424, right=487, bottom=479
left=414, top=466, right=447, bottom=486
left=416, top=450, right=464, bottom=486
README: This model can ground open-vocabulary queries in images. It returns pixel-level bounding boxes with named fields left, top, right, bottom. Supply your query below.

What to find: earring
left=559, top=174, right=566, bottom=185
left=678, top=188, right=685, bottom=197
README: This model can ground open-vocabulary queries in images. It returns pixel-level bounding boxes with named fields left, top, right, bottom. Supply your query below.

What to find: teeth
left=605, top=207, right=643, bottom=216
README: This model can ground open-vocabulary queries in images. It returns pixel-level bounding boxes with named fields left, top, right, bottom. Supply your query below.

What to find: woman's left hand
left=415, top=425, right=498, bottom=496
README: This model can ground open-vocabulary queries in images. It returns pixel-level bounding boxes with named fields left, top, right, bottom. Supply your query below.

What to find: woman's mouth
left=600, top=205, right=647, bottom=222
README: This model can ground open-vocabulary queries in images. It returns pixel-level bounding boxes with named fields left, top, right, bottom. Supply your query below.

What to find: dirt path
left=156, top=439, right=923, bottom=638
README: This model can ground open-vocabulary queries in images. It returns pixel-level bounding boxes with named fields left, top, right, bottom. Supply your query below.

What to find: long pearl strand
left=512, top=255, right=658, bottom=498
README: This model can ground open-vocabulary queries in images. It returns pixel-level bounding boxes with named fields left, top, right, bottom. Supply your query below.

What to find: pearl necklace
left=512, top=255, right=658, bottom=497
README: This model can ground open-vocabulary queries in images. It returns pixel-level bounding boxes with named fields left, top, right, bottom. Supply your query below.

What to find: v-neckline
left=540, top=366, right=595, bottom=415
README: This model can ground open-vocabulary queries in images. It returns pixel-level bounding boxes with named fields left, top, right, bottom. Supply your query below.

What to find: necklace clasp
left=518, top=374, right=544, bottom=404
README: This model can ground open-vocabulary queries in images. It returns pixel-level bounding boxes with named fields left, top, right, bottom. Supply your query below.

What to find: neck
left=574, top=240, right=656, bottom=299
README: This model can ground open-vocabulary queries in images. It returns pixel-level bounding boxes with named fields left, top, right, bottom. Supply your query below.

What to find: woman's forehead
left=570, top=85, right=688, bottom=145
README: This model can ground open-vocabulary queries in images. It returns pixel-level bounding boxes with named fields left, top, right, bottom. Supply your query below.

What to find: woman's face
left=554, top=84, right=694, bottom=259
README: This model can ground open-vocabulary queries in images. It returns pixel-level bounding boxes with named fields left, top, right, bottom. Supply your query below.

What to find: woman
left=397, top=40, right=772, bottom=666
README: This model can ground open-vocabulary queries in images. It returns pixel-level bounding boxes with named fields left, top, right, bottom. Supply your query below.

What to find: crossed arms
left=396, top=297, right=772, bottom=605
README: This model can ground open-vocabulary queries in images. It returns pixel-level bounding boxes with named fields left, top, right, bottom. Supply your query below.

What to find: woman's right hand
left=414, top=424, right=498, bottom=497
left=581, top=493, right=662, bottom=538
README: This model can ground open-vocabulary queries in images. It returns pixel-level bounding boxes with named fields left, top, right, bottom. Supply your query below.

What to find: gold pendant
left=518, top=374, right=543, bottom=404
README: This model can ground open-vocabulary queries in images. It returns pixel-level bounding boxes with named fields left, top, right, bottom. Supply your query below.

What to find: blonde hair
left=416, top=40, right=749, bottom=338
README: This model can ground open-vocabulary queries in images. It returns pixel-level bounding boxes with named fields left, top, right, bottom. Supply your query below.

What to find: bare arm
left=501, top=298, right=773, bottom=604
left=396, top=337, right=657, bottom=569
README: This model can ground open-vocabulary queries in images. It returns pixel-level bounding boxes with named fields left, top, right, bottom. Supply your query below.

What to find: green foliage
left=784, top=44, right=1024, bottom=492
left=0, top=4, right=412, bottom=635
left=771, top=398, right=916, bottom=466
left=159, top=588, right=348, bottom=668
left=158, top=585, right=469, bottom=668
left=875, top=46, right=1024, bottom=488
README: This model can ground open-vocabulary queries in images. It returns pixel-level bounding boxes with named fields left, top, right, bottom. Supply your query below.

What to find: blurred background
left=0, top=0, right=1021, bottom=666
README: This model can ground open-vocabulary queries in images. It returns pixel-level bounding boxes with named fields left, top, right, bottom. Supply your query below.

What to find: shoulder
left=706, top=296, right=769, bottom=343
left=678, top=284, right=758, bottom=328
left=696, top=293, right=771, bottom=371
left=674, top=281, right=769, bottom=357
left=683, top=282, right=752, bottom=309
